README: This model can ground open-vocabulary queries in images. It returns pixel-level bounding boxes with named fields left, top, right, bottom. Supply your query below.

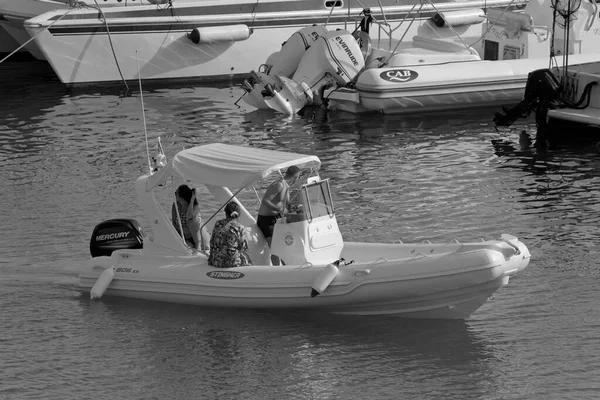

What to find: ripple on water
left=1, top=62, right=600, bottom=399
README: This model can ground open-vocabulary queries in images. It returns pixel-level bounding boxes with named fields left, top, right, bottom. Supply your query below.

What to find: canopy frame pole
left=200, top=186, right=246, bottom=231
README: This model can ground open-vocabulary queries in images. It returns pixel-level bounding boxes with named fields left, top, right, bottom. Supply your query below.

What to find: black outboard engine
left=90, top=219, right=144, bottom=258
left=494, top=69, right=561, bottom=127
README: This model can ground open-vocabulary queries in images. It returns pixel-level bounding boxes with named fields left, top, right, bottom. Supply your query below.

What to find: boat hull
left=80, top=239, right=530, bottom=319
left=80, top=274, right=509, bottom=319
left=327, top=54, right=600, bottom=114
left=0, top=17, right=47, bottom=60
left=0, top=0, right=74, bottom=60
left=547, top=62, right=600, bottom=128
left=0, top=0, right=176, bottom=60
left=23, top=0, right=525, bottom=86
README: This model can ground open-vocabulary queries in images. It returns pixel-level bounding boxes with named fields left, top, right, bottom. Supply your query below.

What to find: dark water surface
left=1, top=60, right=600, bottom=400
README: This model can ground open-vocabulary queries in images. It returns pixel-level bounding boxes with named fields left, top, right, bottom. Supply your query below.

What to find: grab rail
left=360, top=0, right=524, bottom=64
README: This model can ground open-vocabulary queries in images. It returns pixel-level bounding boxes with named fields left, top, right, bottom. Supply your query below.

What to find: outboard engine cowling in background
left=293, top=29, right=366, bottom=89
left=241, top=25, right=328, bottom=110
left=266, top=25, right=329, bottom=77
left=90, top=219, right=144, bottom=258
left=253, top=29, right=367, bottom=114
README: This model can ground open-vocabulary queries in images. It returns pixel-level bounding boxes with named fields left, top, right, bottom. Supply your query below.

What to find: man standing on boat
left=257, top=166, right=301, bottom=265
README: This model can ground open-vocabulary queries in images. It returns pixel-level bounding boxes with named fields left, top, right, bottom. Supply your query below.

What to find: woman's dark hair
left=176, top=184, right=198, bottom=206
left=225, top=201, right=240, bottom=218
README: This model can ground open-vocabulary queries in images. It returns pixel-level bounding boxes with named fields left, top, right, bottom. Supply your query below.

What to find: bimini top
left=146, top=143, right=321, bottom=191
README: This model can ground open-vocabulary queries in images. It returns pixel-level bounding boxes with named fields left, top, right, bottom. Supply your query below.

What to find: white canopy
left=147, top=143, right=321, bottom=191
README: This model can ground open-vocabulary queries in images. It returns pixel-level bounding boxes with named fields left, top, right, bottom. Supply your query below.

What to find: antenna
left=136, top=51, right=152, bottom=173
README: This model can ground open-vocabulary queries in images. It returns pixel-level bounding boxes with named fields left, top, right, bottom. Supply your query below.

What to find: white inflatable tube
left=90, top=267, right=115, bottom=300
left=310, top=263, right=339, bottom=297
left=432, top=9, right=485, bottom=27
left=188, top=24, right=251, bottom=44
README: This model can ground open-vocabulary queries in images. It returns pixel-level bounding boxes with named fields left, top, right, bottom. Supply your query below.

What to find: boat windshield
left=301, top=179, right=334, bottom=221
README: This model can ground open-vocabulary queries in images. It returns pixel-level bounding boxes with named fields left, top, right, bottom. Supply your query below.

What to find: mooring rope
left=0, top=8, right=77, bottom=65
left=92, top=0, right=131, bottom=94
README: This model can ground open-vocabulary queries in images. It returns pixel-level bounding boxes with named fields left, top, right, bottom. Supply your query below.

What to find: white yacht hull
left=0, top=0, right=73, bottom=60
left=0, top=0, right=174, bottom=60
left=23, top=0, right=524, bottom=86
left=0, top=17, right=48, bottom=60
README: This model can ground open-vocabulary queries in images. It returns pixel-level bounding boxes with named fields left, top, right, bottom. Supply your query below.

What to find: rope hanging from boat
left=548, top=0, right=581, bottom=68
left=151, top=0, right=174, bottom=11
left=249, top=0, right=260, bottom=29
left=135, top=51, right=153, bottom=174
left=467, top=0, right=518, bottom=49
left=355, top=0, right=410, bottom=51
left=91, top=0, right=131, bottom=94
left=324, top=0, right=339, bottom=28
left=0, top=8, right=77, bottom=65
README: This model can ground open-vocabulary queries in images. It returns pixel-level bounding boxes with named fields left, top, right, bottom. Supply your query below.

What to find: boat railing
left=358, top=0, right=529, bottom=65
left=587, top=0, right=598, bottom=31
left=359, top=0, right=480, bottom=66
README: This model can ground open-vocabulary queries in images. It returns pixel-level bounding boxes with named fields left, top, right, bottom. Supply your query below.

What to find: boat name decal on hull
left=380, top=69, right=418, bottom=83
left=207, top=271, right=245, bottom=279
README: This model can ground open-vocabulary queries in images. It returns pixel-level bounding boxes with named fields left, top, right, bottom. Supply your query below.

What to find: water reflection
left=76, top=298, right=499, bottom=399
left=0, top=62, right=66, bottom=159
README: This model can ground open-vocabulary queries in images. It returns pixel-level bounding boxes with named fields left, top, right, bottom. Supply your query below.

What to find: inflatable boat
left=240, top=0, right=600, bottom=114
left=81, top=143, right=530, bottom=319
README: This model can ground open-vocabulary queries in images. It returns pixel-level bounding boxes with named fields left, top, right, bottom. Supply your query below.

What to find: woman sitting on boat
left=208, top=202, right=252, bottom=268
left=171, top=184, right=210, bottom=252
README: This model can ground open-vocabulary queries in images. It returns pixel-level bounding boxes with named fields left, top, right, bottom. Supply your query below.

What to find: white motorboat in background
left=493, top=61, right=600, bottom=140
left=82, top=143, right=531, bottom=319
left=23, top=0, right=525, bottom=86
left=545, top=62, right=600, bottom=129
left=0, top=0, right=166, bottom=60
left=240, top=0, right=600, bottom=115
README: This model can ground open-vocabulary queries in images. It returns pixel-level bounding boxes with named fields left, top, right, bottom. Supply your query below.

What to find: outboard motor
left=493, top=69, right=561, bottom=127
left=241, top=25, right=328, bottom=110
left=90, top=218, right=144, bottom=258
left=293, top=29, right=366, bottom=90
left=260, top=29, right=367, bottom=114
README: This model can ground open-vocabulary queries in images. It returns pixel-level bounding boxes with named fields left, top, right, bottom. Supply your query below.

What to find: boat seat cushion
left=411, top=35, right=477, bottom=54
left=486, top=9, right=533, bottom=31
left=388, top=38, right=481, bottom=66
